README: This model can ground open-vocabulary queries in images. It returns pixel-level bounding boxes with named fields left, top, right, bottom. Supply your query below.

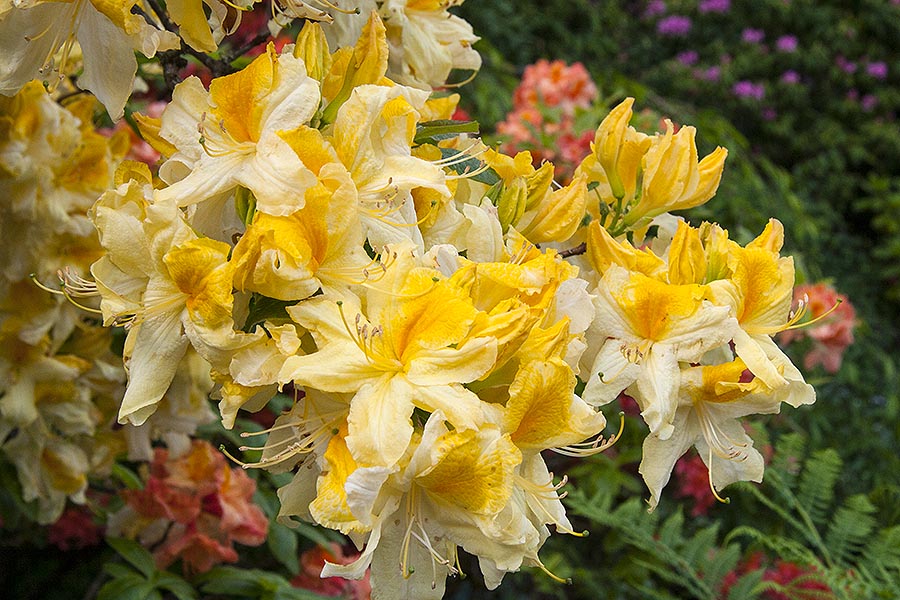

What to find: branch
left=559, top=242, right=586, bottom=258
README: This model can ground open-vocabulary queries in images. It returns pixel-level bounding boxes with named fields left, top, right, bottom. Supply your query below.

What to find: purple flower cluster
left=697, top=66, right=721, bottom=81
left=733, top=80, right=765, bottom=100
left=644, top=0, right=667, bottom=18
left=836, top=56, right=857, bottom=75
left=781, top=70, right=800, bottom=84
left=775, top=35, right=798, bottom=52
left=699, top=0, right=730, bottom=13
left=741, top=28, right=765, bottom=44
left=657, top=15, right=692, bottom=37
left=866, top=62, right=888, bottom=80
left=677, top=50, right=699, bottom=66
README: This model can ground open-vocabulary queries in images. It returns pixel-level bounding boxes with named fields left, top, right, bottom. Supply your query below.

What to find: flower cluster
left=1, top=2, right=820, bottom=598
left=107, top=440, right=268, bottom=573
left=496, top=59, right=598, bottom=181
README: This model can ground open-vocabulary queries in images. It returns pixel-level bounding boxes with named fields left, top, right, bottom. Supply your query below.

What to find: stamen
left=533, top=555, right=572, bottom=585
left=781, top=294, right=844, bottom=331
left=552, top=412, right=625, bottom=457
left=707, top=448, right=731, bottom=505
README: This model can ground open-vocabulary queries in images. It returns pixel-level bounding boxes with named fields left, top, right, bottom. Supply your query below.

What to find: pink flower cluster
left=116, top=440, right=268, bottom=574
left=496, top=59, right=598, bottom=181
left=721, top=552, right=835, bottom=599
left=292, top=544, right=372, bottom=599
left=780, top=282, right=856, bottom=374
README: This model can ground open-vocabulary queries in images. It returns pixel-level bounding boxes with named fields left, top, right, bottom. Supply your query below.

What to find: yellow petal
left=668, top=220, right=707, bottom=285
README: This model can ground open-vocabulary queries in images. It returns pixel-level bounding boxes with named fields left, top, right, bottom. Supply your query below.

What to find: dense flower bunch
left=107, top=440, right=268, bottom=573
left=0, top=2, right=821, bottom=598
left=497, top=59, right=598, bottom=181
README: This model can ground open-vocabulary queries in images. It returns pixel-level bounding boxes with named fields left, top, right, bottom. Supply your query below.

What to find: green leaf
left=726, top=569, right=766, bottom=600
left=112, top=462, right=144, bottom=490
left=413, top=119, right=480, bottom=145
left=438, top=147, right=500, bottom=185
left=267, top=522, right=300, bottom=576
left=155, top=572, right=198, bottom=600
left=106, top=538, right=157, bottom=579
left=97, top=576, right=156, bottom=600
left=243, top=294, right=296, bottom=332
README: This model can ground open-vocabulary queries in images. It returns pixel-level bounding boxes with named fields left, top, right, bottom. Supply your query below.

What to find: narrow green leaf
left=106, top=537, right=157, bottom=579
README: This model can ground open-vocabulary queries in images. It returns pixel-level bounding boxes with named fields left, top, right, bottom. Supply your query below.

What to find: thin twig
left=559, top=242, right=587, bottom=258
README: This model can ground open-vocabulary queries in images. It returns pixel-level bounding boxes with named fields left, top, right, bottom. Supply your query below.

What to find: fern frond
left=796, top=449, right=842, bottom=526
left=824, top=494, right=876, bottom=568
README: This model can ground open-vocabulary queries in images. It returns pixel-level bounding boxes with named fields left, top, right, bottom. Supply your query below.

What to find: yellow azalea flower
left=583, top=264, right=738, bottom=439
left=231, top=162, right=370, bottom=301
left=706, top=220, right=815, bottom=405
left=88, top=180, right=235, bottom=425
left=278, top=246, right=497, bottom=468
left=0, top=0, right=178, bottom=119
left=624, top=120, right=727, bottom=227
left=154, top=44, right=321, bottom=215
left=380, top=0, right=481, bottom=89
left=329, top=84, right=449, bottom=249
left=639, top=358, right=801, bottom=510
left=576, top=99, right=726, bottom=234
left=318, top=411, right=526, bottom=599
left=581, top=97, right=650, bottom=203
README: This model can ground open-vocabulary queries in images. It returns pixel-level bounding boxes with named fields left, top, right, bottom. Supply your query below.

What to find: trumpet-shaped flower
left=583, top=264, right=738, bottom=438
left=706, top=220, right=815, bottom=406
left=153, top=44, right=321, bottom=215
left=278, top=247, right=497, bottom=468
left=330, top=84, right=449, bottom=250
left=0, top=0, right=179, bottom=119
left=89, top=179, right=235, bottom=425
left=639, top=358, right=802, bottom=509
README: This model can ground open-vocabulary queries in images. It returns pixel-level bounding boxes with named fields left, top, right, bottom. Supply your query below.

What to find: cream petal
left=118, top=305, right=189, bottom=426
left=346, top=375, right=415, bottom=468
left=581, top=339, right=640, bottom=406
left=413, top=383, right=485, bottom=432
left=634, top=344, right=680, bottom=439
left=240, top=131, right=317, bottom=215
left=732, top=328, right=787, bottom=389
left=77, top=5, right=138, bottom=120
left=638, top=408, right=696, bottom=510
left=405, top=336, right=497, bottom=386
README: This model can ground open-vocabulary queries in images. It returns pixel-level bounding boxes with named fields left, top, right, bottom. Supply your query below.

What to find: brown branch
left=559, top=242, right=586, bottom=258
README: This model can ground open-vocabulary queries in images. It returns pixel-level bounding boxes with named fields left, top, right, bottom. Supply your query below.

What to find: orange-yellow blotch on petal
left=163, top=238, right=234, bottom=327
left=209, top=44, right=279, bottom=144
left=416, top=429, right=521, bottom=516
left=611, top=272, right=709, bottom=342
left=309, top=426, right=369, bottom=534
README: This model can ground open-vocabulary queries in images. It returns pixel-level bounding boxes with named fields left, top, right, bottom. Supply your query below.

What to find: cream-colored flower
left=278, top=246, right=497, bottom=468
left=583, top=264, right=738, bottom=438
left=153, top=44, right=321, bottom=215
left=0, top=0, right=179, bottom=119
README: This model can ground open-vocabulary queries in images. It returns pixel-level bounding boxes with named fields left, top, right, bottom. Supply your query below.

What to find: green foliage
left=197, top=566, right=328, bottom=600
left=99, top=539, right=196, bottom=600
left=728, top=434, right=900, bottom=599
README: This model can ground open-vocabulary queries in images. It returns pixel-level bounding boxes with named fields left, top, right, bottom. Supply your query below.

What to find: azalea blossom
left=0, top=0, right=179, bottom=119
